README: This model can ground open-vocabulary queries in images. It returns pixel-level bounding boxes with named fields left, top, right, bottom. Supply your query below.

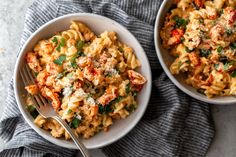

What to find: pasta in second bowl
left=14, top=13, right=152, bottom=149
left=155, top=0, right=236, bottom=104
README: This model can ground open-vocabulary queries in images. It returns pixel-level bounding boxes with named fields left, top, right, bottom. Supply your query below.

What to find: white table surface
left=0, top=0, right=236, bottom=156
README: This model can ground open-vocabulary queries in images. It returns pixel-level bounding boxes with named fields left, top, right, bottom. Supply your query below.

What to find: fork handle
left=53, top=116, right=91, bottom=157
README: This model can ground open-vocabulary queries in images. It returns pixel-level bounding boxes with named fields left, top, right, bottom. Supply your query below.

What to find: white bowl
left=14, top=13, right=152, bottom=149
left=154, top=0, right=236, bottom=105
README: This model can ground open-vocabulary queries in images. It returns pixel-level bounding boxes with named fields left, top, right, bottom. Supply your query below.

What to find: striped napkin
left=0, top=0, right=215, bottom=157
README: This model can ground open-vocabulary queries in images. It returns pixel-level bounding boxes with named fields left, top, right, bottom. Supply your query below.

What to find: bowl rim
left=13, top=13, right=152, bottom=149
left=154, top=0, right=236, bottom=105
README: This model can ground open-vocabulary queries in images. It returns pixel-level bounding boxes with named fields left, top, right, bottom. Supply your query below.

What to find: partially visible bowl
left=154, top=0, right=236, bottom=105
left=14, top=13, right=152, bottom=149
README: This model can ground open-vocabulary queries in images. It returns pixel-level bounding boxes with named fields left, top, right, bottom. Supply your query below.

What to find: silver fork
left=20, top=65, right=90, bottom=157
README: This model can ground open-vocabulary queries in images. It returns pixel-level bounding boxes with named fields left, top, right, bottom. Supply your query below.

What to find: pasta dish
left=160, top=0, right=236, bottom=98
left=24, top=21, right=146, bottom=139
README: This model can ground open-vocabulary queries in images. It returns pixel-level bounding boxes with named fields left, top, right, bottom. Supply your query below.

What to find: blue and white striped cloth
left=0, top=0, right=215, bottom=156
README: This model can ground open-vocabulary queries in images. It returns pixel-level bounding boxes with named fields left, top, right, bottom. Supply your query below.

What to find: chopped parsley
left=125, top=104, right=137, bottom=112
left=173, top=16, right=188, bottom=28
left=105, top=73, right=112, bottom=77
left=98, top=104, right=113, bottom=114
left=219, top=9, right=224, bottom=15
left=71, top=60, right=77, bottom=68
left=98, top=96, right=123, bottom=114
left=192, top=2, right=200, bottom=10
left=199, top=19, right=204, bottom=24
left=53, top=54, right=66, bottom=65
left=186, top=60, right=190, bottom=64
left=52, top=37, right=58, bottom=45
left=76, top=41, right=85, bottom=51
left=231, top=71, right=236, bottom=77
left=197, top=89, right=205, bottom=95
left=125, top=83, right=131, bottom=94
left=132, top=91, right=138, bottom=96
left=226, top=29, right=233, bottom=36
left=60, top=38, right=66, bottom=46
left=70, top=51, right=85, bottom=68
left=56, top=38, right=66, bottom=51
left=70, top=117, right=81, bottom=129
left=178, top=61, right=182, bottom=68
left=34, top=72, right=39, bottom=77
left=67, top=109, right=72, bottom=114
left=27, top=105, right=39, bottom=119
left=214, top=64, right=219, bottom=70
left=85, top=82, right=91, bottom=88
left=56, top=71, right=67, bottom=79
left=118, top=47, right=124, bottom=52
left=200, top=49, right=211, bottom=58
left=230, top=42, right=236, bottom=50
left=86, top=93, right=92, bottom=99
left=185, top=47, right=192, bottom=53
left=114, top=96, right=122, bottom=103
left=56, top=45, right=61, bottom=51
left=217, top=46, right=223, bottom=54
left=223, top=62, right=234, bottom=71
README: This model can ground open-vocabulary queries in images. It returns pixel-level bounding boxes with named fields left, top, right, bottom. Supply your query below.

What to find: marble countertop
left=1, top=0, right=236, bottom=156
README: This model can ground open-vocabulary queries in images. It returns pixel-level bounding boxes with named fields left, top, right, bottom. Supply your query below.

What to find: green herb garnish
left=98, top=96, right=123, bottom=114
left=185, top=47, right=192, bottom=53
left=60, top=38, right=66, bottom=46
left=53, top=55, right=66, bottom=65
left=56, top=71, right=67, bottom=79
left=27, top=105, right=39, bottom=119
left=67, top=109, right=72, bottom=114
left=132, top=91, right=138, bottom=96
left=178, top=61, right=182, bottom=68
left=114, top=96, right=122, bottom=103
left=223, top=62, right=234, bottom=71
left=86, top=94, right=92, bottom=99
left=98, top=104, right=113, bottom=114
left=77, top=41, right=85, bottom=51
left=219, top=9, right=224, bottom=15
left=226, top=29, right=233, bottom=36
left=199, top=19, right=204, bottom=24
left=192, top=2, right=200, bottom=10
left=52, top=37, right=58, bottom=45
left=125, top=83, right=131, bottom=94
left=56, top=45, right=61, bottom=51
left=105, top=73, right=112, bottom=77
left=214, top=64, right=219, bottom=70
left=55, top=38, right=66, bottom=51
left=70, top=51, right=85, bottom=68
left=85, top=83, right=91, bottom=88
left=125, top=104, right=137, bottom=112
left=34, top=72, right=39, bottom=77
left=200, top=49, right=211, bottom=57
left=231, top=71, right=236, bottom=77
left=197, top=89, right=205, bottom=95
left=230, top=42, right=236, bottom=50
left=173, top=16, right=188, bottom=28
left=217, top=46, right=223, bottom=54
left=186, top=60, right=190, bottom=64
left=118, top=47, right=124, bottom=52
left=70, top=117, right=81, bottom=129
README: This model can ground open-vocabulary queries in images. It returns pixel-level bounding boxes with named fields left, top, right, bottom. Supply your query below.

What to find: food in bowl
left=24, top=21, right=146, bottom=139
left=160, top=0, right=236, bottom=98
